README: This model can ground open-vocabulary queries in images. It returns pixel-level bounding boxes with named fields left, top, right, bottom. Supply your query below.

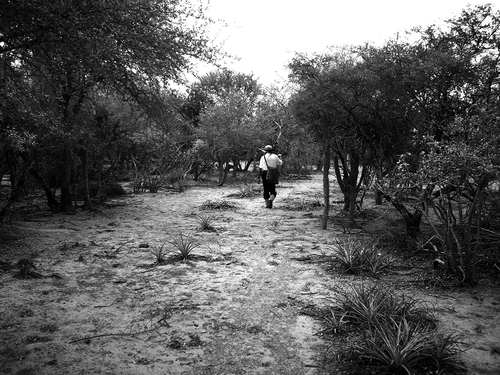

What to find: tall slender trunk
left=80, top=147, right=92, bottom=210
left=463, top=173, right=489, bottom=285
left=232, top=157, right=238, bottom=178
left=59, top=142, right=75, bottom=213
left=322, top=145, right=331, bottom=230
left=347, top=153, right=360, bottom=227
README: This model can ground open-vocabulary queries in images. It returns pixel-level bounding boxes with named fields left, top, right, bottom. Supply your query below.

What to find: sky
left=198, top=0, right=493, bottom=85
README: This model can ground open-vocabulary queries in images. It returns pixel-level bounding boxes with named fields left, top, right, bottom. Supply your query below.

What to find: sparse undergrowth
left=226, top=185, right=260, bottom=198
left=282, top=198, right=323, bottom=211
left=330, top=236, right=394, bottom=276
left=148, top=242, right=169, bottom=265
left=322, top=283, right=465, bottom=375
left=167, top=233, right=203, bottom=261
left=197, top=213, right=217, bottom=232
left=200, top=198, right=236, bottom=210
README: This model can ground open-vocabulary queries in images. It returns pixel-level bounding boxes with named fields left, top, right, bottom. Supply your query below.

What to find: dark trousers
left=261, top=171, right=277, bottom=200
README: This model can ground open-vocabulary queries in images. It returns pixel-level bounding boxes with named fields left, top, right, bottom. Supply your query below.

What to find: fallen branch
left=69, top=326, right=158, bottom=344
left=94, top=298, right=120, bottom=308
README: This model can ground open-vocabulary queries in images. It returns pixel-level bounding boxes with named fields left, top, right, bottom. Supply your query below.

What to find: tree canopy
left=0, top=0, right=217, bottom=212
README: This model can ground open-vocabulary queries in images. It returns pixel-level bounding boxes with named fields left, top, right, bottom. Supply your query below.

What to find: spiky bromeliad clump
left=167, top=233, right=202, bottom=261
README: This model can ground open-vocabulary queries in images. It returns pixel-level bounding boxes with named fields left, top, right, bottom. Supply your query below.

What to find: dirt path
left=1, top=175, right=500, bottom=375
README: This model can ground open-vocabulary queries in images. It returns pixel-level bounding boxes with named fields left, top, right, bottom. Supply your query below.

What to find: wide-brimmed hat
left=262, top=145, right=273, bottom=152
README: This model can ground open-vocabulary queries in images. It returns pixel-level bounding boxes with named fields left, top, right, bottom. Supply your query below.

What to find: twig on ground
left=69, top=327, right=158, bottom=344
left=94, top=298, right=120, bottom=308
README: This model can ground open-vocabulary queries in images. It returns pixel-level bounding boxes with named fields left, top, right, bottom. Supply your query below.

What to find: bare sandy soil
left=1, top=174, right=499, bottom=375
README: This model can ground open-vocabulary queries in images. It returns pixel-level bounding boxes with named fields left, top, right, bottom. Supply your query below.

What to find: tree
left=289, top=49, right=410, bottom=228
left=253, top=84, right=317, bottom=175
left=289, top=53, right=339, bottom=229
left=377, top=4, right=500, bottom=284
left=0, top=0, right=217, bottom=212
left=190, top=70, right=262, bottom=185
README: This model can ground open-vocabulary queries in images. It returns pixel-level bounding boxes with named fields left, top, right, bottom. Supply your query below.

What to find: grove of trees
left=1, top=2, right=499, bottom=285
left=289, top=4, right=500, bottom=285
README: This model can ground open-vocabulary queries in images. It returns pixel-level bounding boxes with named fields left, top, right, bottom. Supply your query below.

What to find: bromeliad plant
left=354, top=318, right=464, bottom=374
left=332, top=237, right=393, bottom=276
left=148, top=242, right=168, bottom=265
left=355, top=318, right=435, bottom=374
left=196, top=213, right=217, bottom=232
left=336, top=283, right=431, bottom=329
left=320, top=308, right=350, bottom=335
left=327, top=282, right=464, bottom=374
left=332, top=236, right=366, bottom=273
left=167, top=233, right=202, bottom=261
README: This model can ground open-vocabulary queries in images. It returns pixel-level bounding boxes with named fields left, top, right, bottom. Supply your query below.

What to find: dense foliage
left=289, top=4, right=500, bottom=284
left=0, top=0, right=215, bottom=213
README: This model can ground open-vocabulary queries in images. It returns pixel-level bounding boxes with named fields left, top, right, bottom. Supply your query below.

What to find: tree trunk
left=29, top=168, right=59, bottom=212
left=333, top=151, right=359, bottom=227
left=347, top=152, right=360, bottom=227
left=390, top=199, right=422, bottom=237
left=322, top=145, right=331, bottom=229
left=59, top=143, right=75, bottom=213
left=232, top=157, right=238, bottom=178
left=243, top=157, right=253, bottom=172
left=462, top=173, right=489, bottom=286
left=217, top=153, right=229, bottom=186
left=80, top=147, right=92, bottom=210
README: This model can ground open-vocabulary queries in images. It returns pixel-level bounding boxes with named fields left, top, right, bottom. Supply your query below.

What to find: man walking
left=258, top=145, right=283, bottom=208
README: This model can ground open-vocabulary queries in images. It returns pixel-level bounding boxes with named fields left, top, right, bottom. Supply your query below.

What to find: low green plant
left=148, top=242, right=168, bottom=265
left=353, top=318, right=464, bottom=374
left=431, top=331, right=466, bottom=372
left=332, top=237, right=366, bottom=273
left=354, top=318, right=435, bottom=374
left=336, top=283, right=432, bottom=329
left=16, top=258, right=36, bottom=277
left=332, top=237, right=393, bottom=275
left=227, top=185, right=258, bottom=198
left=328, top=283, right=463, bottom=374
left=16, top=248, right=40, bottom=277
left=364, top=248, right=395, bottom=275
left=167, top=234, right=201, bottom=261
left=321, top=308, right=350, bottom=334
left=201, top=199, right=235, bottom=210
left=197, top=213, right=216, bottom=231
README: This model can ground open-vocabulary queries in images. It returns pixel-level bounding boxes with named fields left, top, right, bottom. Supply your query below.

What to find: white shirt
left=259, top=153, right=283, bottom=170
